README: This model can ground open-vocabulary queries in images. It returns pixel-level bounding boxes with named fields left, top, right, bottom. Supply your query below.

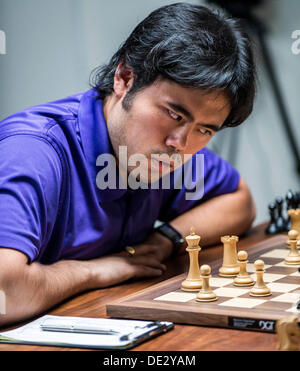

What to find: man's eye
left=198, top=128, right=212, bottom=136
left=168, top=110, right=182, bottom=121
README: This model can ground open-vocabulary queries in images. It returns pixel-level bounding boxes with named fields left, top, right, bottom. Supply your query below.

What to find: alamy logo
left=291, top=30, right=300, bottom=55
left=95, top=147, right=205, bottom=201
left=0, top=290, right=5, bottom=315
left=0, top=30, right=6, bottom=55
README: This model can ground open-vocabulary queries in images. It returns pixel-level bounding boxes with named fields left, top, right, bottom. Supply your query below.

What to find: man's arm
left=126, top=177, right=256, bottom=261
left=170, top=177, right=256, bottom=249
left=0, top=178, right=254, bottom=327
left=0, top=247, right=167, bottom=327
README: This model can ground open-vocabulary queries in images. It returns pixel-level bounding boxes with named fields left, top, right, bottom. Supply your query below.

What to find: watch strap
left=154, top=222, right=184, bottom=257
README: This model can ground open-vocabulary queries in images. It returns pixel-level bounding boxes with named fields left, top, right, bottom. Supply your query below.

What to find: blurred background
left=0, top=0, right=299, bottom=226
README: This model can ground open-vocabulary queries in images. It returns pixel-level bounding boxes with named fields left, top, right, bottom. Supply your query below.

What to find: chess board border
left=106, top=235, right=300, bottom=333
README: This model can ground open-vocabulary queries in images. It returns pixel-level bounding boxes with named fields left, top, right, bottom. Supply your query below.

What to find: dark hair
left=90, top=2, right=256, bottom=128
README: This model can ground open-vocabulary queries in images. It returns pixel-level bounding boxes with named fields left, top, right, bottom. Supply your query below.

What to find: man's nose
left=165, top=124, right=190, bottom=152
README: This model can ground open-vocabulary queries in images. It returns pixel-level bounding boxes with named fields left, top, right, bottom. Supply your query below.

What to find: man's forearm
left=0, top=258, right=92, bottom=326
left=0, top=247, right=167, bottom=327
left=170, top=178, right=256, bottom=249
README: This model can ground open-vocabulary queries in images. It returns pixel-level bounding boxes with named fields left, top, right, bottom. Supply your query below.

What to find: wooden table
left=0, top=223, right=280, bottom=351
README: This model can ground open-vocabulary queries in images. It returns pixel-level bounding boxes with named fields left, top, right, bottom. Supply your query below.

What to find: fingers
left=115, top=249, right=167, bottom=279
left=124, top=240, right=172, bottom=262
left=133, top=265, right=165, bottom=278
left=127, top=244, right=157, bottom=257
left=118, top=253, right=167, bottom=278
left=131, top=258, right=166, bottom=278
left=116, top=251, right=166, bottom=270
left=132, top=255, right=166, bottom=272
left=125, top=244, right=166, bottom=262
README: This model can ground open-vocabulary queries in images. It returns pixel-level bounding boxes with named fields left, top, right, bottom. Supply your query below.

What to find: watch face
left=154, top=220, right=164, bottom=229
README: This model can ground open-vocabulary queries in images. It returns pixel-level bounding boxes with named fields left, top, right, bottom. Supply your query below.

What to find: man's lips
left=151, top=157, right=175, bottom=171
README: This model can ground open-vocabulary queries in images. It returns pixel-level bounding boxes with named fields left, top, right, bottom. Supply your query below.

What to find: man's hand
left=87, top=232, right=173, bottom=289
left=128, top=231, right=174, bottom=262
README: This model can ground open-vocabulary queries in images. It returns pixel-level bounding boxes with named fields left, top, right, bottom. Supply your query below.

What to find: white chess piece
left=233, top=251, right=254, bottom=286
left=181, top=227, right=202, bottom=291
left=250, top=260, right=272, bottom=297
left=196, top=265, right=217, bottom=302
left=285, top=230, right=300, bottom=265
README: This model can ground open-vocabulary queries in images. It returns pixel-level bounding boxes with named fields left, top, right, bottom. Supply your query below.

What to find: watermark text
left=0, top=290, right=6, bottom=315
left=291, top=30, right=300, bottom=55
left=0, top=30, right=6, bottom=55
left=96, top=147, right=205, bottom=201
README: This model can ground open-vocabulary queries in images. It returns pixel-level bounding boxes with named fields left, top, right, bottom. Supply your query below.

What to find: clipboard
left=0, top=315, right=174, bottom=350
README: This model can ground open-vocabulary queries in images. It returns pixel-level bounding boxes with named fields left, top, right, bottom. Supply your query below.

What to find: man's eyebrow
left=166, top=102, right=222, bottom=132
left=196, top=122, right=222, bottom=132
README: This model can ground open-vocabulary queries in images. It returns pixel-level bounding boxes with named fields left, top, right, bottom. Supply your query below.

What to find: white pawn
left=285, top=230, right=300, bottom=265
left=250, top=260, right=272, bottom=297
left=196, top=265, right=217, bottom=302
left=233, top=251, right=254, bottom=287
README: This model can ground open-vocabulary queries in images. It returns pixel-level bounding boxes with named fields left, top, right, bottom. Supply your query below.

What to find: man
left=0, top=3, right=256, bottom=326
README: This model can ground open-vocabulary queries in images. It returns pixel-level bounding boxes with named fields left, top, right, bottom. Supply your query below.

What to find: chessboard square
left=154, top=292, right=196, bottom=302
left=267, top=282, right=300, bottom=293
left=267, top=265, right=298, bottom=275
left=214, top=287, right=249, bottom=298
left=275, top=261, right=300, bottom=268
left=270, top=293, right=299, bottom=303
left=261, top=249, right=288, bottom=259
left=219, top=297, right=267, bottom=309
left=255, top=300, right=292, bottom=311
left=247, top=263, right=271, bottom=273
left=249, top=273, right=286, bottom=283
left=275, top=276, right=300, bottom=285
left=265, top=273, right=288, bottom=282
left=285, top=305, right=300, bottom=313
left=290, top=271, right=300, bottom=277
left=210, top=277, right=233, bottom=287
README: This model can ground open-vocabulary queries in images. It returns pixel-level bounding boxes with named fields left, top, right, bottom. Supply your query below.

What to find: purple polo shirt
left=0, top=89, right=240, bottom=264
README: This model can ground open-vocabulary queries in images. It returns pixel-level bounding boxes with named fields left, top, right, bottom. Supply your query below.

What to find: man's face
left=105, top=78, right=231, bottom=184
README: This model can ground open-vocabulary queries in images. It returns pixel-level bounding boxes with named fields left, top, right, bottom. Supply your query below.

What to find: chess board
left=106, top=235, right=300, bottom=333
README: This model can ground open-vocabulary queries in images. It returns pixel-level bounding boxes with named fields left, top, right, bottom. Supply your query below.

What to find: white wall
left=0, top=0, right=299, bottom=225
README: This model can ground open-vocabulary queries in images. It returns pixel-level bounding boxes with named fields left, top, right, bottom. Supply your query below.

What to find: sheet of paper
left=0, top=315, right=173, bottom=349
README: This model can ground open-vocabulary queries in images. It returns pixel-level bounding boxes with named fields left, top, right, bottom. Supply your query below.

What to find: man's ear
left=113, top=62, right=134, bottom=98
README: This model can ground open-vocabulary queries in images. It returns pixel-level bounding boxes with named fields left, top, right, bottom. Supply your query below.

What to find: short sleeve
left=159, top=148, right=240, bottom=221
left=0, top=135, right=62, bottom=262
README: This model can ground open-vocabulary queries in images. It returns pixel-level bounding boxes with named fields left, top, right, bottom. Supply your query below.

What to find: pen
left=40, top=321, right=160, bottom=336
left=40, top=323, right=122, bottom=335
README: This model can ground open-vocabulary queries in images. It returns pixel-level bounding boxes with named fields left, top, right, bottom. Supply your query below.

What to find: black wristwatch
left=154, top=221, right=185, bottom=257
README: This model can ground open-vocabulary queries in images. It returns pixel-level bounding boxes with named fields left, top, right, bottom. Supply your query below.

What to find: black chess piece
left=294, top=191, right=300, bottom=209
left=286, top=189, right=295, bottom=210
left=275, top=197, right=286, bottom=233
left=285, top=190, right=295, bottom=231
left=265, top=202, right=278, bottom=235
